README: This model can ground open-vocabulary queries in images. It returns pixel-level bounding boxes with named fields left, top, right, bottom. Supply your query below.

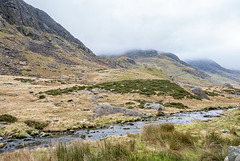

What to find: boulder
left=0, top=98, right=6, bottom=101
left=0, top=143, right=6, bottom=148
left=144, top=103, right=164, bottom=111
left=91, top=89, right=99, bottom=94
left=235, top=154, right=240, bottom=161
left=83, top=90, right=92, bottom=95
left=190, top=87, right=209, bottom=100
left=13, top=132, right=31, bottom=139
left=93, top=103, right=141, bottom=118
left=228, top=146, right=240, bottom=161
left=223, top=83, right=233, bottom=89
left=90, top=95, right=99, bottom=102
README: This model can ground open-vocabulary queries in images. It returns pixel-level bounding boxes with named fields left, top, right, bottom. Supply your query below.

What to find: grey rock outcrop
left=225, top=145, right=240, bottom=161
left=144, top=103, right=164, bottom=111
left=93, top=103, right=141, bottom=118
left=228, top=146, right=240, bottom=161
left=190, top=87, right=209, bottom=100
left=90, top=95, right=99, bottom=102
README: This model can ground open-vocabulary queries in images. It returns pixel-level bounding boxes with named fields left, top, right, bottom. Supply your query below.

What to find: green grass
left=164, top=102, right=189, bottom=109
left=14, top=78, right=35, bottom=83
left=141, top=124, right=194, bottom=151
left=0, top=114, right=18, bottom=123
left=90, top=79, right=197, bottom=99
left=41, top=79, right=197, bottom=100
left=54, top=139, right=185, bottom=161
left=24, top=120, right=49, bottom=130
left=204, top=91, right=220, bottom=97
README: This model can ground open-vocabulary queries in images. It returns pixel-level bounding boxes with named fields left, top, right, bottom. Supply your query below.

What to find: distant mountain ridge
left=110, top=49, right=212, bottom=85
left=187, top=59, right=240, bottom=82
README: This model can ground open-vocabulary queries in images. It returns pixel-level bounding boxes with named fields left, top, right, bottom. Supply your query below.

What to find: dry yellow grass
left=0, top=75, right=240, bottom=133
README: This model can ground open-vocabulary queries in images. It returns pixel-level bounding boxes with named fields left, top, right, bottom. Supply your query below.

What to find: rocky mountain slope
left=0, top=0, right=118, bottom=80
left=110, top=50, right=213, bottom=85
left=187, top=59, right=240, bottom=83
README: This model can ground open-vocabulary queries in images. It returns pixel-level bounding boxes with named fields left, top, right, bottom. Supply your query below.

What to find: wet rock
left=31, top=131, right=40, bottom=136
left=144, top=103, right=164, bottom=111
left=89, top=130, right=95, bottom=133
left=123, top=128, right=130, bottom=130
left=90, top=95, right=99, bottom=102
left=228, top=145, right=240, bottom=161
left=81, top=135, right=86, bottom=139
left=18, top=132, right=31, bottom=139
left=40, top=132, right=52, bottom=137
left=16, top=142, right=25, bottom=149
left=156, top=111, right=165, bottom=116
left=190, top=87, right=209, bottom=100
left=7, top=139, right=13, bottom=142
left=68, top=130, right=74, bottom=134
left=25, top=129, right=34, bottom=135
left=24, top=138, right=32, bottom=141
left=93, top=103, right=142, bottom=118
left=0, top=143, right=6, bottom=148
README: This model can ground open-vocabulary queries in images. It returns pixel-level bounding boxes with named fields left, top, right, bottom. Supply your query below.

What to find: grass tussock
left=199, top=132, right=240, bottom=161
left=141, top=123, right=194, bottom=151
left=164, top=102, right=189, bottom=109
left=24, top=120, right=49, bottom=130
left=0, top=114, right=18, bottom=123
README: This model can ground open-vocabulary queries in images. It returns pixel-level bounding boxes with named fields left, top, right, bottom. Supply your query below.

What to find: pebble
left=0, top=98, right=6, bottom=101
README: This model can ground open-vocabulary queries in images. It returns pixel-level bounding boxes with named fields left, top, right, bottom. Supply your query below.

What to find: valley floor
left=0, top=75, right=240, bottom=134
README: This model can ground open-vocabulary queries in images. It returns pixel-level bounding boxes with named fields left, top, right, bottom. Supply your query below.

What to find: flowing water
left=0, top=108, right=232, bottom=153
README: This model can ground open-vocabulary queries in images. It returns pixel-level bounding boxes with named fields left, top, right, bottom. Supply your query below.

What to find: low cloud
left=25, top=0, right=240, bottom=69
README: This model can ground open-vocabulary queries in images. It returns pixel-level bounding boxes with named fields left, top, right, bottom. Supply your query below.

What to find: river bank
left=0, top=106, right=237, bottom=153
left=1, top=107, right=239, bottom=161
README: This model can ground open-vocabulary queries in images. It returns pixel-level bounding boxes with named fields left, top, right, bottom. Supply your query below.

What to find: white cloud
left=24, top=0, right=240, bottom=69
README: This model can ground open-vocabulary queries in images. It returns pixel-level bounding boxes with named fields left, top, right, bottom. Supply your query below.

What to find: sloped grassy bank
left=1, top=108, right=239, bottom=161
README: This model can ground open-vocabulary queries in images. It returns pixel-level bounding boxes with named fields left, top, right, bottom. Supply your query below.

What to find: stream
left=0, top=108, right=233, bottom=153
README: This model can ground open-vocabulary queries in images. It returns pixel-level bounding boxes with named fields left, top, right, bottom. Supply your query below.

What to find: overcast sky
left=24, top=0, right=240, bottom=69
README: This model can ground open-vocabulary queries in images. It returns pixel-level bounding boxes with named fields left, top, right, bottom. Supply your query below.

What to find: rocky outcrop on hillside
left=0, top=0, right=119, bottom=78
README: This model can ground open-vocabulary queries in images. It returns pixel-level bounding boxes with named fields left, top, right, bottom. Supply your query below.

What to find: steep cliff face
left=0, top=0, right=91, bottom=53
left=0, top=0, right=118, bottom=78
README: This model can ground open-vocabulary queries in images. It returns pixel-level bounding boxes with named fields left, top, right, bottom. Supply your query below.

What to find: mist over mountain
left=187, top=59, right=240, bottom=83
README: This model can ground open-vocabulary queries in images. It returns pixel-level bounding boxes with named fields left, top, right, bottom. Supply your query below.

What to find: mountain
left=0, top=0, right=118, bottom=79
left=187, top=59, right=240, bottom=83
left=109, top=50, right=213, bottom=86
